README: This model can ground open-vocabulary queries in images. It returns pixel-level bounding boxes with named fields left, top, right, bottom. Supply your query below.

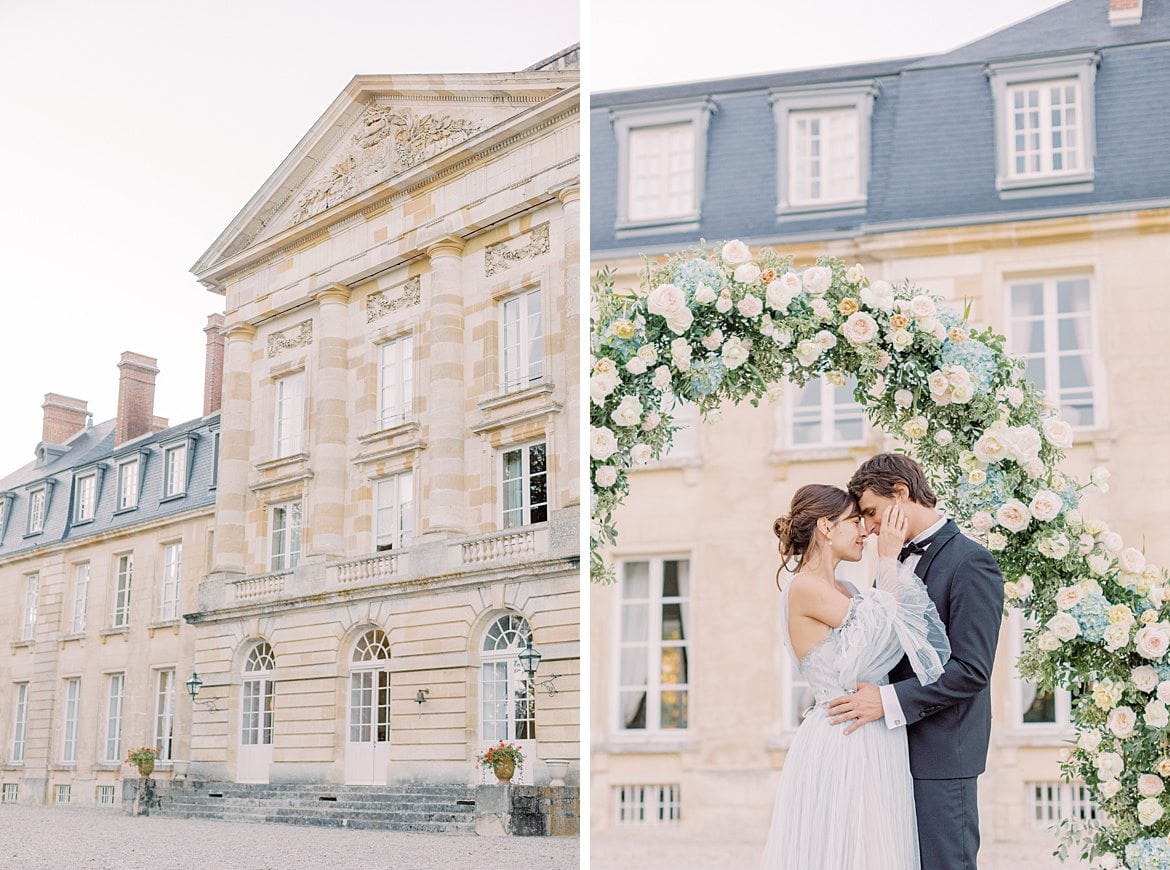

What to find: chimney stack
left=115, top=352, right=160, bottom=447
left=1110, top=0, right=1142, bottom=25
left=41, top=393, right=89, bottom=445
left=203, top=313, right=225, bottom=416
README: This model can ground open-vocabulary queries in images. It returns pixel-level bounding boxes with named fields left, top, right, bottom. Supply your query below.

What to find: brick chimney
left=1110, top=0, right=1142, bottom=25
left=203, top=313, right=225, bottom=416
left=41, top=393, right=89, bottom=445
left=115, top=352, right=160, bottom=447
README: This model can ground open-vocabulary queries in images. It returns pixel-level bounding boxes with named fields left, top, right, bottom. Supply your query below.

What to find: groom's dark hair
left=848, top=453, right=938, bottom=507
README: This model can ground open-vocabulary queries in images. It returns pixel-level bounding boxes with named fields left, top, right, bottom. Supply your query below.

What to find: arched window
left=241, top=641, right=275, bottom=746
left=347, top=629, right=392, bottom=785
left=481, top=614, right=535, bottom=742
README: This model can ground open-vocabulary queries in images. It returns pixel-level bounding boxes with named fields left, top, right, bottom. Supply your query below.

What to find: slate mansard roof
left=591, top=0, right=1170, bottom=256
left=0, top=413, right=220, bottom=562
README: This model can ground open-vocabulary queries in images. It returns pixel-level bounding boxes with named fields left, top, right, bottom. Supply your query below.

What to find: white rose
left=594, top=465, right=618, bottom=488
left=1101, top=531, right=1124, bottom=554
left=1024, top=458, right=1046, bottom=479
left=693, top=282, right=717, bottom=305
left=736, top=294, right=763, bottom=319
left=641, top=411, right=662, bottom=431
left=996, top=500, right=1032, bottom=533
left=1107, top=706, right=1136, bottom=739
left=670, top=338, right=692, bottom=373
left=1001, top=386, right=1024, bottom=407
left=846, top=263, right=865, bottom=284
left=968, top=469, right=986, bottom=485
left=1030, top=490, right=1064, bottom=522
left=1147, top=701, right=1170, bottom=730
left=1003, top=426, right=1042, bottom=463
left=1065, top=509, right=1084, bottom=530
left=772, top=326, right=793, bottom=348
left=1137, top=624, right=1170, bottom=659
left=1077, top=730, right=1102, bottom=752
left=1140, top=774, right=1167, bottom=797
left=1098, top=779, right=1122, bottom=800
left=1104, top=623, right=1130, bottom=651
left=816, top=330, right=837, bottom=350
left=630, top=444, right=652, bottom=466
left=927, top=370, right=949, bottom=395
left=1097, top=853, right=1121, bottom=870
left=1121, top=548, right=1148, bottom=575
left=701, top=329, right=724, bottom=352
left=1138, top=796, right=1164, bottom=826
left=647, top=283, right=688, bottom=319
left=1042, top=417, right=1074, bottom=448
left=766, top=276, right=800, bottom=312
left=1091, top=466, right=1112, bottom=493
left=1080, top=577, right=1102, bottom=596
left=1037, top=630, right=1061, bottom=651
left=1085, top=519, right=1107, bottom=536
left=664, top=306, right=694, bottom=335
left=970, top=512, right=994, bottom=534
left=950, top=382, right=974, bottom=404
left=890, top=329, right=914, bottom=351
left=986, top=532, right=1008, bottom=552
left=1134, top=666, right=1160, bottom=693
left=1095, top=751, right=1124, bottom=779
left=867, top=376, right=887, bottom=399
left=625, top=357, right=648, bottom=375
left=973, top=431, right=1008, bottom=464
left=733, top=263, right=761, bottom=285
left=795, top=339, right=824, bottom=367
left=652, top=365, right=672, bottom=390
left=721, top=337, right=750, bottom=370
left=1159, top=681, right=1170, bottom=705
left=1038, top=533, right=1070, bottom=560
left=874, top=350, right=891, bottom=370
left=860, top=280, right=895, bottom=312
left=902, top=416, right=928, bottom=440
left=811, top=298, right=834, bottom=320
left=715, top=291, right=732, bottom=313
left=908, top=294, right=936, bottom=320
left=611, top=395, right=644, bottom=427
left=894, top=389, right=913, bottom=409
left=1088, top=552, right=1113, bottom=576
left=1047, top=612, right=1080, bottom=642
left=802, top=266, right=832, bottom=296
left=934, top=429, right=953, bottom=447
left=1016, top=575, right=1034, bottom=598
left=720, top=240, right=751, bottom=266
left=842, top=312, right=879, bottom=344
left=1056, top=586, right=1084, bottom=611
left=590, top=426, right=619, bottom=461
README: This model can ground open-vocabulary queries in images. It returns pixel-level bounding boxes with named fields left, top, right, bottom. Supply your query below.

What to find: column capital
left=223, top=323, right=257, bottom=342
left=315, top=283, right=351, bottom=305
left=425, top=236, right=466, bottom=260
left=554, top=184, right=581, bottom=205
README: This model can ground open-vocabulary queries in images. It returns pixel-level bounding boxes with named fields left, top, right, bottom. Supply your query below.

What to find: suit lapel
left=913, top=519, right=961, bottom=582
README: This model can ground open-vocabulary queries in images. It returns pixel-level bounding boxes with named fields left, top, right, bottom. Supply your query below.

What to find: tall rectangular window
left=105, top=673, right=124, bottom=763
left=378, top=336, right=414, bottom=427
left=788, top=109, right=860, bottom=206
left=1012, top=614, right=1073, bottom=730
left=113, top=554, right=133, bottom=628
left=1008, top=277, right=1098, bottom=428
left=376, top=472, right=413, bottom=551
left=1007, top=80, right=1082, bottom=179
left=163, top=444, right=187, bottom=498
left=160, top=542, right=182, bottom=621
left=787, top=377, right=865, bottom=447
left=62, top=678, right=80, bottom=764
left=117, top=458, right=139, bottom=510
left=618, top=558, right=690, bottom=733
left=74, top=473, right=96, bottom=522
left=28, top=489, right=45, bottom=534
left=616, top=784, right=682, bottom=825
left=71, top=562, right=89, bottom=634
left=501, top=289, right=544, bottom=392
left=11, top=684, right=28, bottom=763
left=273, top=372, right=306, bottom=457
left=627, top=123, right=695, bottom=222
left=21, top=573, right=38, bottom=641
left=501, top=442, right=548, bottom=528
left=270, top=502, right=302, bottom=571
left=210, top=431, right=220, bottom=488
left=155, top=670, right=175, bottom=761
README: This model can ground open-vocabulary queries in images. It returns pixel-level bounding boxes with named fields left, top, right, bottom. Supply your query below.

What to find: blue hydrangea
left=1061, top=480, right=1081, bottom=512
left=937, top=307, right=964, bottom=329
left=1126, top=838, right=1170, bottom=870
left=956, top=466, right=1008, bottom=513
left=672, top=258, right=726, bottom=300
left=1069, top=593, right=1110, bottom=643
left=686, top=357, right=727, bottom=398
left=941, top=338, right=998, bottom=390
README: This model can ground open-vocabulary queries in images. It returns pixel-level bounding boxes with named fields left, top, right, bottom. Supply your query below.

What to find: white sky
left=589, top=0, right=1064, bottom=91
left=0, top=0, right=578, bottom=472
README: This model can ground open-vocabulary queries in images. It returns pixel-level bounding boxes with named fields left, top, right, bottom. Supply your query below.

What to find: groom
left=828, top=453, right=1004, bottom=870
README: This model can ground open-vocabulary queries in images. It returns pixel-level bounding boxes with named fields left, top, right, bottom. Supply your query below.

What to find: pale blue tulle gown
left=760, top=558, right=951, bottom=870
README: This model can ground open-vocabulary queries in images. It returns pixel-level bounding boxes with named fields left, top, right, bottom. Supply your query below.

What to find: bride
left=760, top=484, right=951, bottom=869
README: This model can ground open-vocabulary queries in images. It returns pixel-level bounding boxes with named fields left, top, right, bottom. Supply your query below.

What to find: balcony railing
left=228, top=571, right=291, bottom=602
left=459, top=526, right=548, bottom=566
left=334, top=552, right=402, bottom=585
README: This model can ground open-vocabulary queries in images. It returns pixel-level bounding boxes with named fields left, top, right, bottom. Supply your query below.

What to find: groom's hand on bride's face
left=828, top=683, right=884, bottom=735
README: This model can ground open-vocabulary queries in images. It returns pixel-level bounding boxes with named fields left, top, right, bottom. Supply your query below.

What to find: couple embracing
left=761, top=453, right=1005, bottom=870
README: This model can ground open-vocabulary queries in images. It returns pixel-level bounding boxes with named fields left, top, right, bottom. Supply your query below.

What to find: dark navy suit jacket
left=889, top=519, right=1005, bottom=780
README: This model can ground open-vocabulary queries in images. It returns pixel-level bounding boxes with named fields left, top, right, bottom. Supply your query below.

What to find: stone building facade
left=186, top=55, right=580, bottom=789
left=590, top=0, right=1170, bottom=852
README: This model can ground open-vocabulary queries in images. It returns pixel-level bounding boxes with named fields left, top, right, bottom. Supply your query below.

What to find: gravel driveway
left=0, top=805, right=579, bottom=870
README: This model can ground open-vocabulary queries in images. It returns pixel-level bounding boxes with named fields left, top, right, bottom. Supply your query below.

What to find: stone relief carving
left=267, top=320, right=313, bottom=357
left=484, top=224, right=550, bottom=276
left=291, top=107, right=483, bottom=225
left=366, top=277, right=421, bottom=323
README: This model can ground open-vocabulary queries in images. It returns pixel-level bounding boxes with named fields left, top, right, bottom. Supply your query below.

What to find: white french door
left=346, top=668, right=391, bottom=784
left=238, top=677, right=274, bottom=783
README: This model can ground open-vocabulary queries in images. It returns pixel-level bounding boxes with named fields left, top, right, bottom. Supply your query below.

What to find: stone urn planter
left=136, top=758, right=155, bottom=778
left=478, top=741, right=523, bottom=785
left=546, top=758, right=570, bottom=787
left=492, top=755, right=516, bottom=784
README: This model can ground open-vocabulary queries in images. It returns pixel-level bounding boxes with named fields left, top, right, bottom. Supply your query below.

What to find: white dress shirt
left=879, top=514, right=947, bottom=729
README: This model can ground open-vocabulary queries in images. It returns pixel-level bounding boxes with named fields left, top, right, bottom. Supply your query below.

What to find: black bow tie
left=899, top=536, right=936, bottom=562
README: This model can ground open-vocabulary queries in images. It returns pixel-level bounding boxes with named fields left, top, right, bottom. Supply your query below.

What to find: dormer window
left=163, top=444, right=187, bottom=499
left=117, top=457, right=140, bottom=511
left=74, top=472, right=97, bottom=523
left=27, top=487, right=46, bottom=535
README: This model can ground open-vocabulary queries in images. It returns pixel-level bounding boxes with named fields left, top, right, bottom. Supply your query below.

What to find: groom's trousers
left=913, top=776, right=979, bottom=869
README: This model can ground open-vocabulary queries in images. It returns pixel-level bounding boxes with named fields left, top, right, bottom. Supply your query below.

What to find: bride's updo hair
left=773, top=484, right=857, bottom=586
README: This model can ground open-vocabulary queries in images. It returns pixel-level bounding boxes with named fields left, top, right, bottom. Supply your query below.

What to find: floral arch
left=590, top=241, right=1168, bottom=867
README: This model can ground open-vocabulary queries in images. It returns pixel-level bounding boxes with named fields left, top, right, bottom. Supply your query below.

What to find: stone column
left=213, top=323, right=256, bottom=576
left=307, top=284, right=350, bottom=561
left=421, top=237, right=467, bottom=537
left=557, top=186, right=581, bottom=507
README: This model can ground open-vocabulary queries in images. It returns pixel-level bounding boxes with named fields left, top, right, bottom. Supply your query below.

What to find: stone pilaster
left=213, top=323, right=256, bottom=576
left=307, top=284, right=351, bottom=561
left=421, top=237, right=467, bottom=537
left=556, top=186, right=581, bottom=507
